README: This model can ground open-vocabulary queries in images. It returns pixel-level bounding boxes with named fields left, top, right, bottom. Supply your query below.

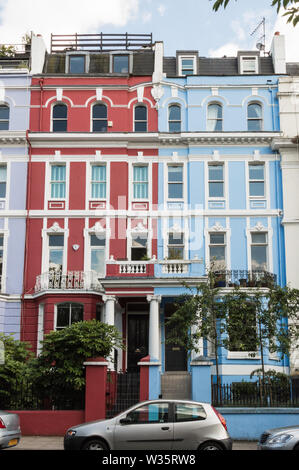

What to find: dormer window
left=178, top=55, right=197, bottom=76
left=240, top=56, right=258, bottom=74
left=69, top=55, right=85, bottom=74
left=113, top=55, right=129, bottom=73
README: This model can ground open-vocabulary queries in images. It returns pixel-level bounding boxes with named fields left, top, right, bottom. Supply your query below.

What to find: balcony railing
left=50, top=33, right=153, bottom=53
left=35, top=271, right=103, bottom=293
left=160, top=261, right=189, bottom=274
left=212, top=270, right=277, bottom=288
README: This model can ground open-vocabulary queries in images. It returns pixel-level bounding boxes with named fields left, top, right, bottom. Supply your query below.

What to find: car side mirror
left=119, top=417, right=132, bottom=425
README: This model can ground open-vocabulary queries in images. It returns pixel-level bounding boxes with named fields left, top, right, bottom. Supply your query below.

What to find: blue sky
left=0, top=0, right=298, bottom=60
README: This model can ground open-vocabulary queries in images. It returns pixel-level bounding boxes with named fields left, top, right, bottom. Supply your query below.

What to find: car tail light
left=212, top=406, right=227, bottom=431
left=0, top=418, right=6, bottom=429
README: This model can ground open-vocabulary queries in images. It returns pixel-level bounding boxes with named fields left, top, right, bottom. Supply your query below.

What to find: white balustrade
left=35, top=270, right=102, bottom=292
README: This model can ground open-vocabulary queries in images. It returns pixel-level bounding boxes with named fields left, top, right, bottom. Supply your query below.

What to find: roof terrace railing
left=50, top=33, right=153, bottom=53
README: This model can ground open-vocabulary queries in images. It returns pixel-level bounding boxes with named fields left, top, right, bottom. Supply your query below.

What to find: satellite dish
left=256, top=42, right=265, bottom=51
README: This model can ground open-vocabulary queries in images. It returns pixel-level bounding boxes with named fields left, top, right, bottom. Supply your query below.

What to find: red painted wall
left=69, top=162, right=86, bottom=210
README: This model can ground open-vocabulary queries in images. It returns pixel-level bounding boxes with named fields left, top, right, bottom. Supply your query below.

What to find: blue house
left=0, top=46, right=31, bottom=339
left=147, top=34, right=293, bottom=400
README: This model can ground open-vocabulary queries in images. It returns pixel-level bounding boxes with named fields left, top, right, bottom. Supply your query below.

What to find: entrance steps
left=161, top=372, right=191, bottom=400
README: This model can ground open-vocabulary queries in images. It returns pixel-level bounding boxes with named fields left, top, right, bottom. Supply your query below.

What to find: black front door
left=127, top=315, right=149, bottom=371
left=164, top=303, right=187, bottom=371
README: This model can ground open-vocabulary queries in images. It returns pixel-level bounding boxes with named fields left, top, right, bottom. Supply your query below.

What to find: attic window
left=240, top=56, right=258, bottom=74
left=178, top=55, right=197, bottom=76
left=69, top=55, right=85, bottom=73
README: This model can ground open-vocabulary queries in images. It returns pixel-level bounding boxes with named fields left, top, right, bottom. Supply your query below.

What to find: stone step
left=161, top=371, right=191, bottom=400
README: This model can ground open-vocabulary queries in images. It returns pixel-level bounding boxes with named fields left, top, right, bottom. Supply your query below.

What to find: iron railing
left=106, top=370, right=140, bottom=418
left=212, top=270, right=277, bottom=288
left=212, top=380, right=299, bottom=407
left=51, top=33, right=153, bottom=53
left=0, top=377, right=85, bottom=410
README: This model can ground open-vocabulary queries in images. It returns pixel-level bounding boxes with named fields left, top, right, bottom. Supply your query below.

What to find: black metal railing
left=106, top=370, right=140, bottom=418
left=51, top=33, right=153, bottom=53
left=212, top=270, right=277, bottom=289
left=212, top=380, right=299, bottom=407
left=0, top=377, right=85, bottom=410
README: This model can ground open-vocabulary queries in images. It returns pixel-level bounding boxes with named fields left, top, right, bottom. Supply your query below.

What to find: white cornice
left=0, top=131, right=27, bottom=145
left=27, top=131, right=281, bottom=148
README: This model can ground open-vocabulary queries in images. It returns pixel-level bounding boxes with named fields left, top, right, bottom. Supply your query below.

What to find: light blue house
left=0, top=50, right=31, bottom=339
left=147, top=35, right=294, bottom=401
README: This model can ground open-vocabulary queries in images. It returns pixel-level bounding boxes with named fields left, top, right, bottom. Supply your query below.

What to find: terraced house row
left=1, top=31, right=299, bottom=399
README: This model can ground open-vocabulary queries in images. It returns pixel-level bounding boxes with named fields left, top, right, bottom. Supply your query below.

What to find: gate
left=106, top=370, right=140, bottom=418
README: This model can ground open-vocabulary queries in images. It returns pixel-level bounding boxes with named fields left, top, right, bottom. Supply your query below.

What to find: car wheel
left=293, top=443, right=299, bottom=451
left=198, top=441, right=224, bottom=451
left=82, top=438, right=109, bottom=451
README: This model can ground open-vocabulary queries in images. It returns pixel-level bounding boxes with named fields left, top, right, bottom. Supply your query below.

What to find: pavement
left=7, top=436, right=258, bottom=451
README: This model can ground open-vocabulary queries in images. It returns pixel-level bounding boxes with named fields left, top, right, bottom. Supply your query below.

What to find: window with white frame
left=91, top=165, right=106, bottom=199
left=209, top=232, right=226, bottom=269
left=92, top=104, right=107, bottom=132
left=69, top=55, right=85, bottom=74
left=52, top=103, right=67, bottom=132
left=249, top=163, right=264, bottom=197
left=168, top=232, right=184, bottom=260
left=134, top=105, right=147, bottom=132
left=133, top=165, right=148, bottom=199
left=168, top=105, right=181, bottom=132
left=51, top=165, right=66, bottom=199
left=90, top=234, right=106, bottom=275
left=207, top=103, right=223, bottom=131
left=247, top=102, right=262, bottom=131
left=251, top=232, right=268, bottom=271
left=0, top=105, right=9, bottom=130
left=48, top=234, right=64, bottom=272
left=0, top=165, right=7, bottom=198
left=168, top=165, right=183, bottom=199
left=55, top=303, right=84, bottom=330
left=179, top=56, right=196, bottom=76
left=240, top=56, right=258, bottom=74
left=113, top=55, right=129, bottom=73
left=131, top=233, right=148, bottom=261
left=208, top=164, right=224, bottom=198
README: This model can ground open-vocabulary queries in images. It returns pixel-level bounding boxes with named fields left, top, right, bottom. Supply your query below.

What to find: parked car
left=258, top=425, right=299, bottom=450
left=64, top=399, right=232, bottom=450
left=0, top=411, right=21, bottom=450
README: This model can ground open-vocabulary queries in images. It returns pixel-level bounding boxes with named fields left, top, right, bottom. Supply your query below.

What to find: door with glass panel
left=48, top=234, right=64, bottom=288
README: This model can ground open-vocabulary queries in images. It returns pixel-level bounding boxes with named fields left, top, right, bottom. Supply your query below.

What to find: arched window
left=0, top=105, right=9, bottom=130
left=134, top=105, right=147, bottom=132
left=92, top=104, right=107, bottom=132
left=168, top=105, right=181, bottom=132
left=247, top=102, right=262, bottom=131
left=56, top=302, right=84, bottom=330
left=52, top=103, right=67, bottom=132
left=207, top=103, right=223, bottom=131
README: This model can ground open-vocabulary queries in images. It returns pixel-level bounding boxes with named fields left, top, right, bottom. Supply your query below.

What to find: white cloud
left=0, top=0, right=139, bottom=48
left=270, top=10, right=299, bottom=62
left=142, top=11, right=152, bottom=23
left=209, top=42, right=240, bottom=58
left=157, top=4, right=166, bottom=16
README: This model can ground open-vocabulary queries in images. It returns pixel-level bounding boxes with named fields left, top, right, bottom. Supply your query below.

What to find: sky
left=0, top=0, right=298, bottom=61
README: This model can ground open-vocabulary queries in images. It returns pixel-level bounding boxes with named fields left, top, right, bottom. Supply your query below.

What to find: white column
left=147, top=295, right=161, bottom=361
left=103, top=295, right=116, bottom=326
left=102, top=295, right=117, bottom=370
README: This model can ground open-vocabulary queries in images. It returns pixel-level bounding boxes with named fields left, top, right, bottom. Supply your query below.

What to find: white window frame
left=178, top=55, right=197, bottom=76
left=54, top=302, right=84, bottom=331
left=134, top=104, right=148, bottom=132
left=84, top=221, right=109, bottom=277
left=51, top=102, right=68, bottom=132
left=247, top=102, right=263, bottom=132
left=66, top=52, right=89, bottom=74
left=250, top=231, right=268, bottom=272
left=110, top=51, right=132, bottom=74
left=248, top=162, right=265, bottom=199
left=168, top=104, right=182, bottom=133
left=208, top=163, right=225, bottom=199
left=90, top=163, right=107, bottom=200
left=132, top=164, right=149, bottom=201
left=167, top=230, right=185, bottom=260
left=50, top=163, right=67, bottom=200
left=42, top=221, right=69, bottom=275
left=0, top=104, right=9, bottom=130
left=167, top=164, right=184, bottom=200
left=91, top=102, right=108, bottom=132
left=240, top=56, right=259, bottom=74
left=207, top=102, right=223, bottom=132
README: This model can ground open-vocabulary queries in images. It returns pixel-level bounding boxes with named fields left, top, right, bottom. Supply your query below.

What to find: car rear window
left=175, top=403, right=207, bottom=422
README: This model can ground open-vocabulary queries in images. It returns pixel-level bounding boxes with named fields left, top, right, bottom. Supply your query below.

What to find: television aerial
left=250, top=17, right=266, bottom=55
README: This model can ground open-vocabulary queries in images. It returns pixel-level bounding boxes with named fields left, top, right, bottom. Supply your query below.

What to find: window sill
left=227, top=351, right=260, bottom=360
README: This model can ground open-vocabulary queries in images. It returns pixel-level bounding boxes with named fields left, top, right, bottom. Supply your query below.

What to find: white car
left=258, top=425, right=299, bottom=450
left=0, top=411, right=21, bottom=449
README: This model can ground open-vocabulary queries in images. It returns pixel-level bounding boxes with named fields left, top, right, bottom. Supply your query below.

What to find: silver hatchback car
left=0, top=411, right=21, bottom=450
left=64, top=399, right=232, bottom=450
left=258, top=425, right=299, bottom=450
